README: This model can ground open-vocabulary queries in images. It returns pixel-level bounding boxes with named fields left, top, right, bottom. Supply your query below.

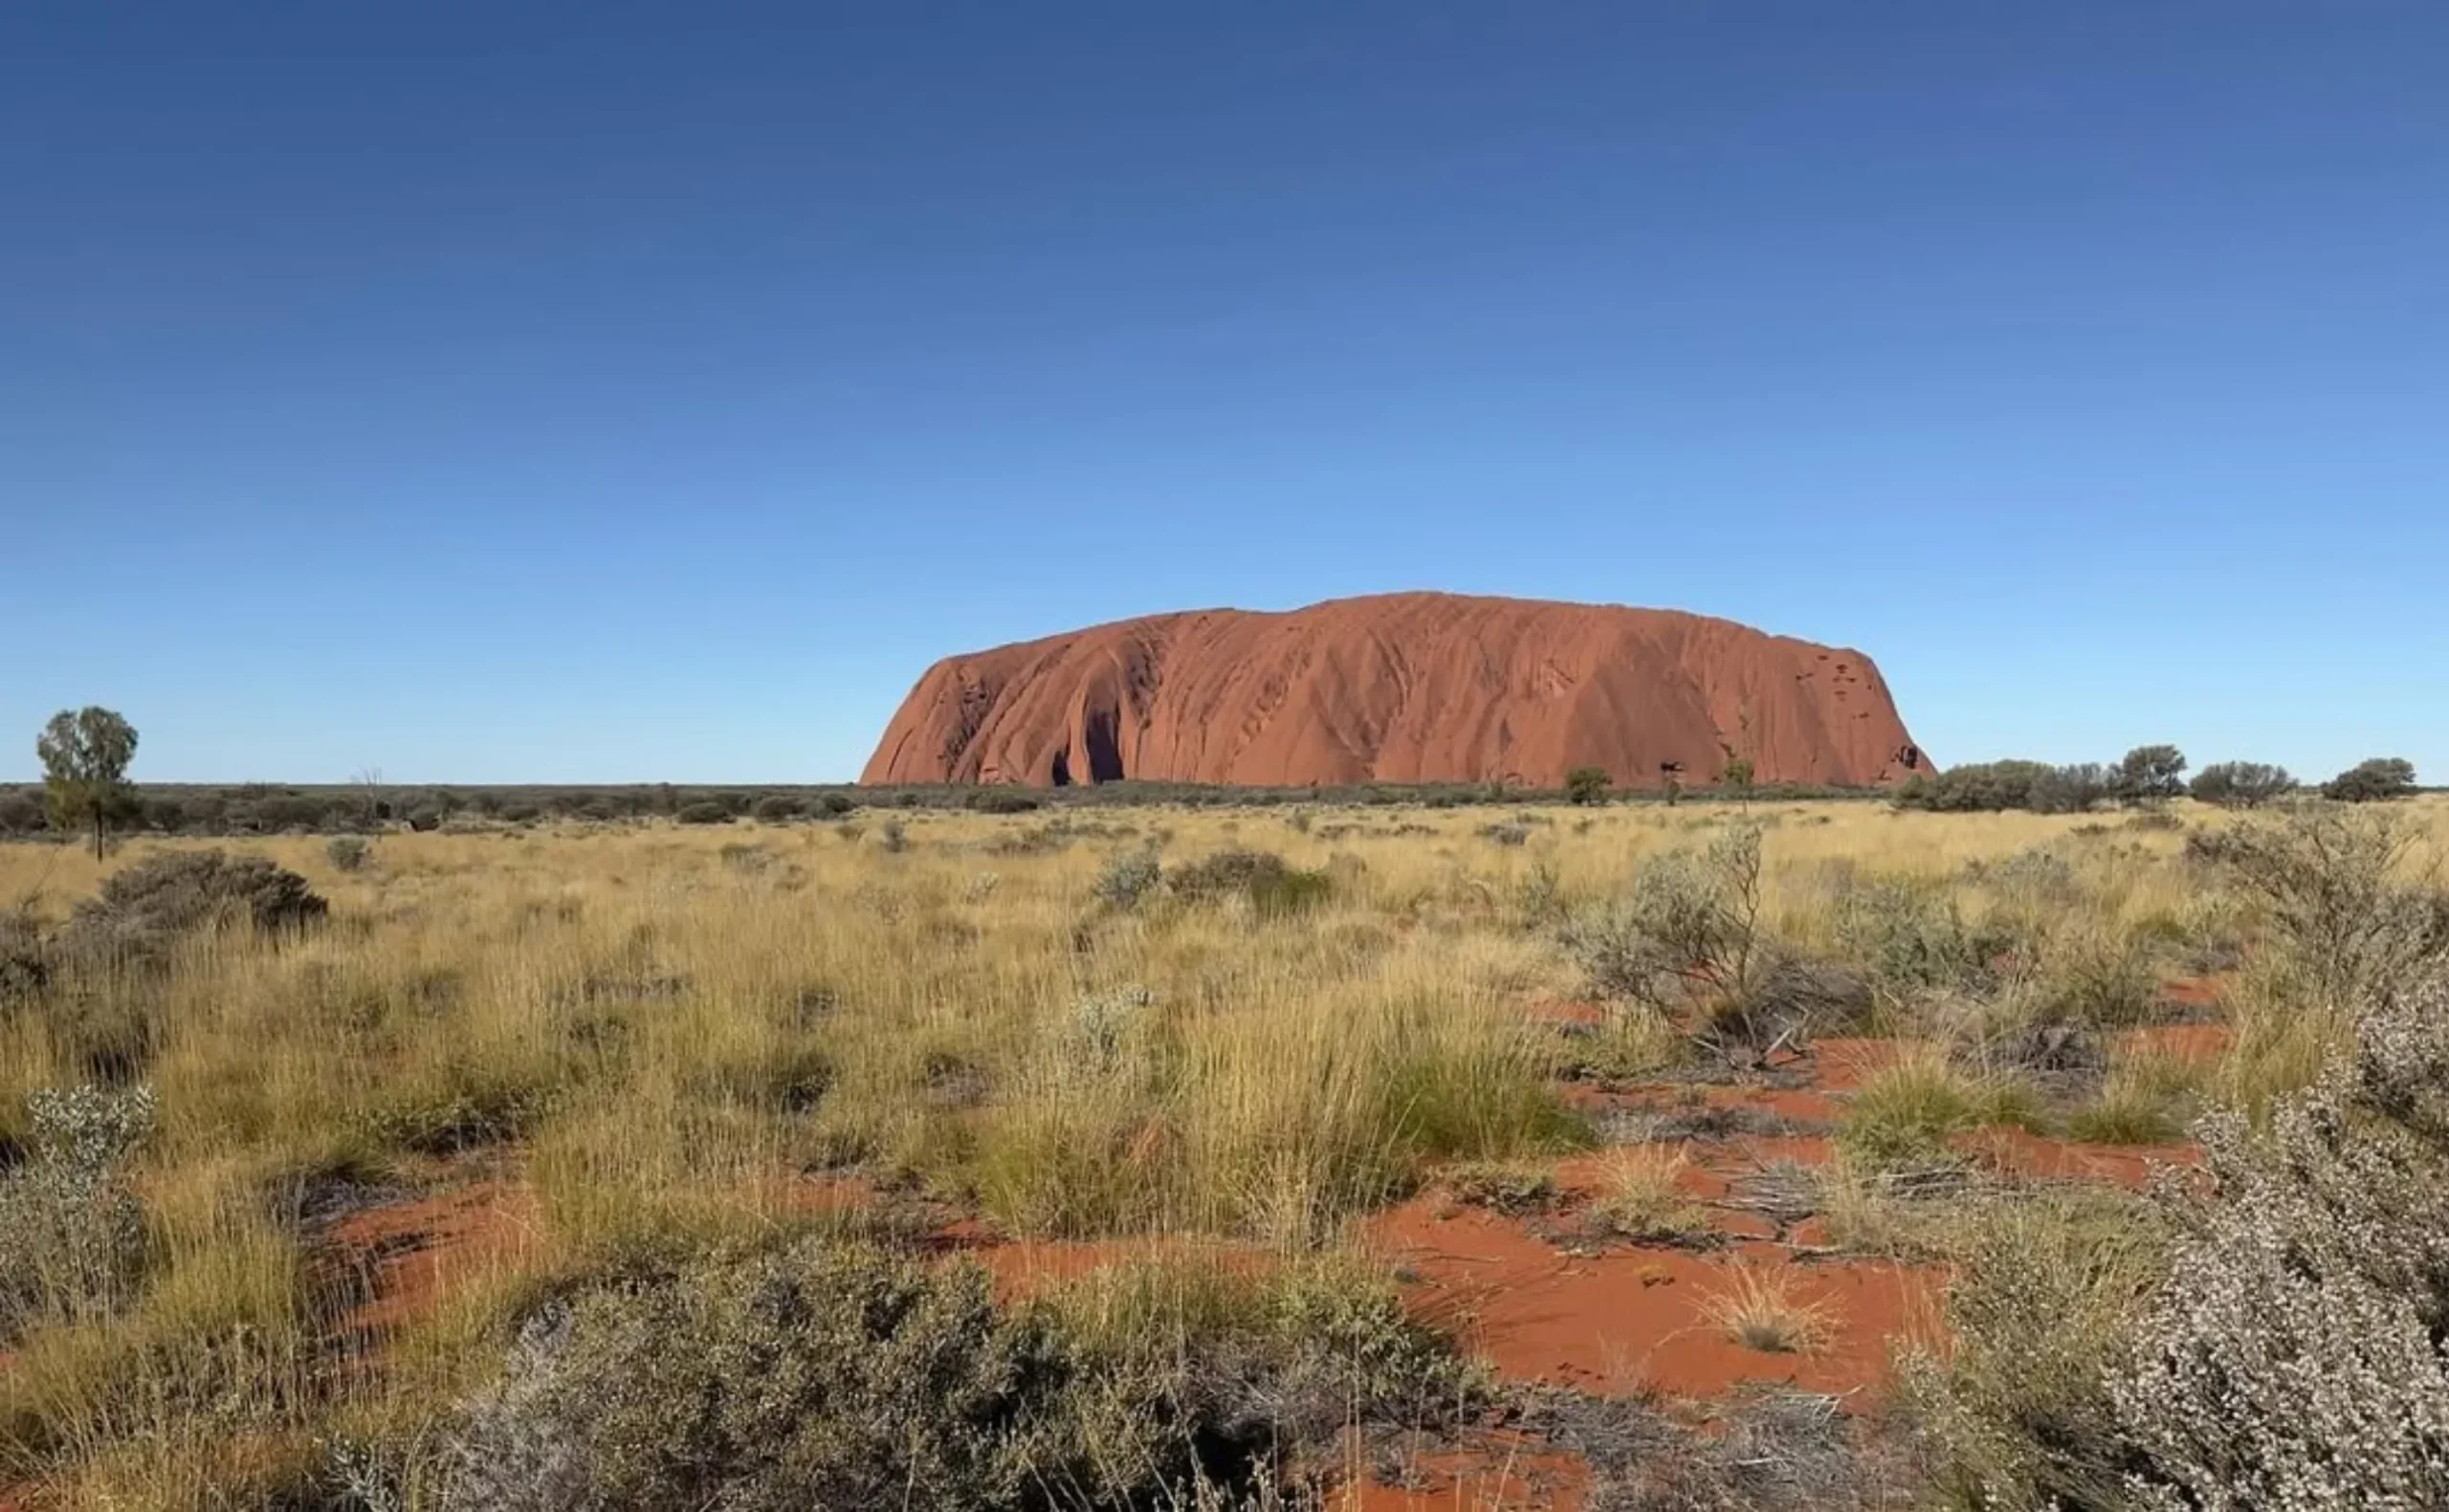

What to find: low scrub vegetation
left=0, top=790, right=2441, bottom=1508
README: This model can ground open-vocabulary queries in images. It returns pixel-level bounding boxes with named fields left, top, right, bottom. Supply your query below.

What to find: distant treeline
left=0, top=776, right=1887, bottom=839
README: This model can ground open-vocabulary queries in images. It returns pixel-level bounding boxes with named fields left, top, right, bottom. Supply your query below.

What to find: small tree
left=1564, top=766, right=1612, bottom=806
left=2189, top=760, right=2296, bottom=809
left=2113, top=744, right=2188, bottom=803
left=36, top=708, right=140, bottom=860
left=1719, top=756, right=1755, bottom=793
left=2323, top=756, right=2417, bottom=803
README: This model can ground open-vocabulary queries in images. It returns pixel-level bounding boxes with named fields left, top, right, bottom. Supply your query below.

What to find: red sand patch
left=323, top=1182, right=542, bottom=1338
left=1809, top=1039, right=1908, bottom=1093
left=2119, top=1021, right=2233, bottom=1063
left=1958, top=1129, right=2200, bottom=1190
left=1526, top=998, right=1608, bottom=1030
left=960, top=1235, right=1269, bottom=1303
left=1367, top=1199, right=1935, bottom=1400
left=2155, top=975, right=2231, bottom=1011
left=1339, top=1435, right=1593, bottom=1511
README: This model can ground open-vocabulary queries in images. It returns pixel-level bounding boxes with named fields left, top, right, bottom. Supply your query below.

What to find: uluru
left=861, top=591, right=1925, bottom=790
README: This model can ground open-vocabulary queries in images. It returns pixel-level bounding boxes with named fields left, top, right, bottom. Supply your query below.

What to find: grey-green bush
left=0, top=1084, right=155, bottom=1339
left=54, top=849, right=327, bottom=974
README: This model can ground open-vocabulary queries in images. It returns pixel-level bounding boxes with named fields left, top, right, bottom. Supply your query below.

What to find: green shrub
left=1838, top=1050, right=2041, bottom=1171
left=2189, top=804, right=2449, bottom=1006
left=2110, top=745, right=2188, bottom=804
left=2188, top=760, right=2295, bottom=809
left=2322, top=756, right=2418, bottom=802
left=1167, top=850, right=1332, bottom=919
left=968, top=789, right=1043, bottom=815
left=324, top=834, right=372, bottom=872
left=1559, top=823, right=1765, bottom=1015
left=750, top=795, right=803, bottom=822
left=1565, top=767, right=1612, bottom=805
left=1893, top=761, right=2113, bottom=815
left=673, top=801, right=733, bottom=825
left=1900, top=1193, right=2167, bottom=1510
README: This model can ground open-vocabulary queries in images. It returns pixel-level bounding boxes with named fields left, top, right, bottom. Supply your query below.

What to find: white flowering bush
left=0, top=1083, right=156, bottom=1336
left=2110, top=971, right=2449, bottom=1510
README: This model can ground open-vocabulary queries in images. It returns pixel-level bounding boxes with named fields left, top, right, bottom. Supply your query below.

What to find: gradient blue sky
left=5, top=4, right=2443, bottom=784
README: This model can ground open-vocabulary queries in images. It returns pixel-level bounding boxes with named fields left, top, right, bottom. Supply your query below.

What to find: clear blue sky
left=5, top=4, right=2442, bottom=784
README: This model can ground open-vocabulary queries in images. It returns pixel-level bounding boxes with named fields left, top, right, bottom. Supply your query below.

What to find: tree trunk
left=92, top=806, right=104, bottom=862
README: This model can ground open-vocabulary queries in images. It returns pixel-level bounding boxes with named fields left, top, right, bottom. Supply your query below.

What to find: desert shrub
left=878, top=819, right=909, bottom=853
left=2321, top=755, right=2417, bottom=802
left=2187, top=760, right=2295, bottom=809
left=2189, top=803, right=2449, bottom=1006
left=406, top=805, right=444, bottom=832
left=2064, top=1050, right=2201, bottom=1146
left=54, top=849, right=326, bottom=973
left=438, top=1239, right=1462, bottom=1511
left=1167, top=849, right=1332, bottom=919
left=1901, top=1192, right=2168, bottom=1511
left=0, top=1085, right=155, bottom=1339
left=1091, top=845, right=1162, bottom=910
left=0, top=904, right=47, bottom=1002
left=673, top=800, right=733, bottom=825
left=2106, top=971, right=2449, bottom=1509
left=1893, top=760, right=2114, bottom=815
left=1479, top=821, right=1531, bottom=847
left=750, top=795, right=802, bottom=822
left=968, top=789, right=1043, bottom=815
left=1560, top=823, right=1766, bottom=1014
left=441, top=1243, right=1132, bottom=1510
left=1565, top=766, right=1612, bottom=805
left=2025, top=926, right=2159, bottom=1031
left=1832, top=876, right=2014, bottom=999
left=324, top=834, right=372, bottom=872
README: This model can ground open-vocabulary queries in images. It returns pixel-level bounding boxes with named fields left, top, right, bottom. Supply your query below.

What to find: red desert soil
left=322, top=1181, right=542, bottom=1340
left=862, top=591, right=1926, bottom=790
left=1338, top=1434, right=1594, bottom=1512
left=1366, top=1196, right=1937, bottom=1401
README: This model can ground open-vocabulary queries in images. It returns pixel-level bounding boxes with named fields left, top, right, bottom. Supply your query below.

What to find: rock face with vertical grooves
left=860, top=592, right=1926, bottom=790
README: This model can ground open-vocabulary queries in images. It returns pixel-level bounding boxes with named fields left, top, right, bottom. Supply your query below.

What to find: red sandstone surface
left=862, top=592, right=1925, bottom=790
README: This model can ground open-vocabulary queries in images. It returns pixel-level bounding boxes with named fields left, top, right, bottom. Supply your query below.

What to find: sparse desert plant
left=1589, top=1147, right=1710, bottom=1243
left=1900, top=1190, right=2168, bottom=1511
left=54, top=848, right=326, bottom=973
left=1444, top=1159, right=1558, bottom=1214
left=1565, top=766, right=1612, bottom=805
left=324, top=834, right=372, bottom=873
left=1091, top=844, right=1163, bottom=910
left=2064, top=1049, right=2201, bottom=1146
left=1560, top=822, right=1766, bottom=1014
left=1838, top=1047, right=2040, bottom=1172
left=878, top=818, right=909, bottom=853
left=1479, top=821, right=1530, bottom=847
left=1701, top=1264, right=1836, bottom=1354
left=2189, top=801, right=2449, bottom=1006
left=2106, top=971, right=2449, bottom=1509
left=440, top=1241, right=1147, bottom=1510
left=0, top=1084, right=155, bottom=1338
left=1166, top=848, right=1332, bottom=918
